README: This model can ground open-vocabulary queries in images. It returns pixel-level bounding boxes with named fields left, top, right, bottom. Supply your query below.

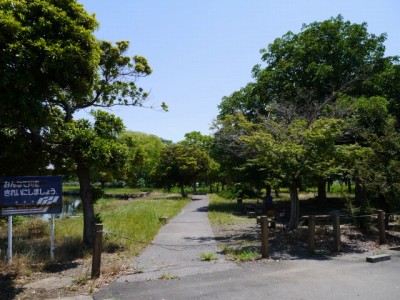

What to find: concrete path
left=95, top=195, right=400, bottom=300
left=118, top=195, right=238, bottom=282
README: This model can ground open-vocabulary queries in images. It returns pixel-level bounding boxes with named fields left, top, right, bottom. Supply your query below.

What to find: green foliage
left=214, top=15, right=400, bottom=229
left=99, top=196, right=189, bottom=255
left=119, top=131, right=165, bottom=187
left=0, top=0, right=100, bottom=128
left=217, top=190, right=237, bottom=200
left=200, top=252, right=217, bottom=261
left=152, top=144, right=211, bottom=196
left=0, top=194, right=188, bottom=262
left=12, top=215, right=26, bottom=227
left=0, top=0, right=155, bottom=247
left=208, top=194, right=249, bottom=226
left=180, top=131, right=213, bottom=152
left=252, top=15, right=388, bottom=120
left=222, top=247, right=260, bottom=261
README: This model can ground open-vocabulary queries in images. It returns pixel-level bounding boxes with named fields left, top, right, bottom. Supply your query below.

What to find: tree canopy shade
left=214, top=15, right=400, bottom=230
left=0, top=0, right=156, bottom=247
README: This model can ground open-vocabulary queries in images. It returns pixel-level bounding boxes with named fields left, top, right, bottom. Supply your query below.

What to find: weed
left=159, top=273, right=178, bottom=280
left=223, top=247, right=260, bottom=261
left=200, top=252, right=217, bottom=261
left=73, top=273, right=90, bottom=286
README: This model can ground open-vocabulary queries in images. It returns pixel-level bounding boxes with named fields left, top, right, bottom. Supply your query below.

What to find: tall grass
left=0, top=193, right=189, bottom=273
left=99, top=196, right=188, bottom=255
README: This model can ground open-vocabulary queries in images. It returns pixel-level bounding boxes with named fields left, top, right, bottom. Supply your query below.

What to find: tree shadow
left=0, top=273, right=24, bottom=300
left=43, top=261, right=81, bottom=273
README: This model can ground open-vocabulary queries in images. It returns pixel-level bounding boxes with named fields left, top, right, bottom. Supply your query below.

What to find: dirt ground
left=3, top=214, right=400, bottom=300
left=212, top=217, right=400, bottom=260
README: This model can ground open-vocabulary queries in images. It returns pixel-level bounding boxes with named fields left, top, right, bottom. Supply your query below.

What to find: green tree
left=153, top=144, right=210, bottom=197
left=215, top=16, right=400, bottom=229
left=0, top=0, right=157, bottom=247
left=212, top=114, right=270, bottom=195
left=252, top=15, right=389, bottom=120
left=219, top=15, right=392, bottom=123
left=119, top=131, right=165, bottom=187
left=181, top=131, right=213, bottom=152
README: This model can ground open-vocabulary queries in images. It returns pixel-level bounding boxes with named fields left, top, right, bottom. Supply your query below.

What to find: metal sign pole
left=50, top=215, right=55, bottom=260
left=7, top=216, right=12, bottom=264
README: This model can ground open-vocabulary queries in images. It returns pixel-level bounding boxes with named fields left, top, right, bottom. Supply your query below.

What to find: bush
left=217, top=190, right=237, bottom=199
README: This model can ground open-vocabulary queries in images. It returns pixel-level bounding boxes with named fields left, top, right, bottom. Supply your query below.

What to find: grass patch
left=0, top=193, right=189, bottom=277
left=223, top=246, right=260, bottom=261
left=200, top=252, right=217, bottom=261
left=208, top=194, right=248, bottom=226
left=100, top=196, right=189, bottom=256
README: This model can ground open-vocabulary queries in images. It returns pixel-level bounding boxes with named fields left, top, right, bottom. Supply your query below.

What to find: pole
left=260, top=216, right=269, bottom=258
left=377, top=210, right=386, bottom=244
left=91, top=224, right=103, bottom=278
left=7, top=216, right=12, bottom=264
left=308, top=216, right=315, bottom=252
left=332, top=214, right=341, bottom=252
left=50, top=215, right=55, bottom=260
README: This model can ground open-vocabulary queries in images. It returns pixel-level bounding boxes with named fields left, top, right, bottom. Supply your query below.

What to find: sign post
left=7, top=216, right=12, bottom=264
left=1, top=176, right=62, bottom=262
left=50, top=214, right=55, bottom=260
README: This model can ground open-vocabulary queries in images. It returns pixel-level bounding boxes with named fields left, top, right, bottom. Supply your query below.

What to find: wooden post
left=332, top=214, right=341, bottom=252
left=377, top=210, right=386, bottom=244
left=91, top=224, right=103, bottom=278
left=308, top=215, right=315, bottom=252
left=261, top=216, right=269, bottom=258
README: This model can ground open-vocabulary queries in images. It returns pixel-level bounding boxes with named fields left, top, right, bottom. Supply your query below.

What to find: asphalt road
left=95, top=254, right=400, bottom=300
left=94, top=195, right=400, bottom=300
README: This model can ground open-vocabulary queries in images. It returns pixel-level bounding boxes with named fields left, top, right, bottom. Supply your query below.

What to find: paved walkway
left=118, top=195, right=238, bottom=282
left=94, top=195, right=400, bottom=300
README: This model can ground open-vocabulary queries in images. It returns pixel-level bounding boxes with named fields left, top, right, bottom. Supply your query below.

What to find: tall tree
left=0, top=0, right=157, bottom=247
left=215, top=16, right=399, bottom=229
left=252, top=15, right=389, bottom=121
left=153, top=144, right=210, bottom=197
left=119, top=131, right=165, bottom=187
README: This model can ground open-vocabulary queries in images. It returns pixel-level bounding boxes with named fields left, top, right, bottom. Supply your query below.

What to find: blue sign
left=0, top=176, right=62, bottom=216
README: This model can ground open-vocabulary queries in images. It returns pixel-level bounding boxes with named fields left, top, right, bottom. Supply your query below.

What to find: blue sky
left=78, top=0, right=400, bottom=142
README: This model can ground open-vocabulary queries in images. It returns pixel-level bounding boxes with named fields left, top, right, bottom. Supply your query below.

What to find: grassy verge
left=207, top=194, right=249, bottom=227
left=208, top=194, right=261, bottom=261
left=0, top=193, right=189, bottom=276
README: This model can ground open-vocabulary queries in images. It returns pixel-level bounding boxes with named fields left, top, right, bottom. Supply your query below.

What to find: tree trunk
left=355, top=175, right=369, bottom=230
left=265, top=184, right=272, bottom=198
left=354, top=175, right=364, bottom=206
left=347, top=178, right=352, bottom=193
left=180, top=184, right=186, bottom=197
left=287, top=183, right=300, bottom=231
left=77, top=162, right=95, bottom=248
left=317, top=179, right=327, bottom=202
